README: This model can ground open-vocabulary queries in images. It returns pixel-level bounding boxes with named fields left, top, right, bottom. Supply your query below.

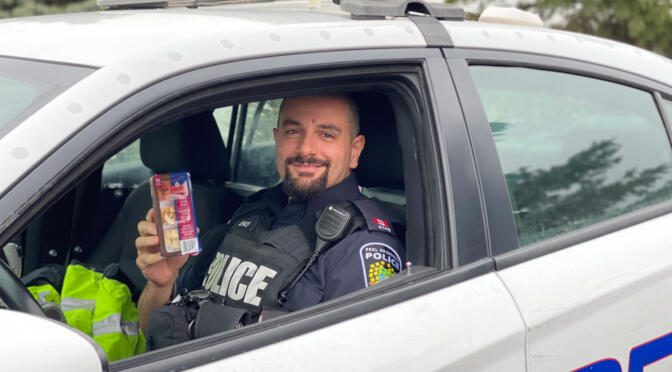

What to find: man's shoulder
left=347, top=198, right=404, bottom=239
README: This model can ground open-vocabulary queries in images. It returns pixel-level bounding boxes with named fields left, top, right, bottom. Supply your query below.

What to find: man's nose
left=296, top=133, right=318, bottom=156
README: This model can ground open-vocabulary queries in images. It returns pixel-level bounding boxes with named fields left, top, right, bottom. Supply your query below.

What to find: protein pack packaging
left=150, top=172, right=201, bottom=257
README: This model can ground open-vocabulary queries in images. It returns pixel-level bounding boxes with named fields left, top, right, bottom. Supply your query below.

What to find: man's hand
left=135, top=208, right=188, bottom=288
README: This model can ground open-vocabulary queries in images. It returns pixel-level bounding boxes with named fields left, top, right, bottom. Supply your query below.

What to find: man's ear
left=349, top=134, right=365, bottom=169
left=273, top=127, right=278, bottom=141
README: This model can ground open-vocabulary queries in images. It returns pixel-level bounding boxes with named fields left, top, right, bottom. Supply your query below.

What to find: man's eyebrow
left=280, top=119, right=301, bottom=127
left=317, top=123, right=342, bottom=133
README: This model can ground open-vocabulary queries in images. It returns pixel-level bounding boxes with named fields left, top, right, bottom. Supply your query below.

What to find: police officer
left=135, top=94, right=404, bottom=333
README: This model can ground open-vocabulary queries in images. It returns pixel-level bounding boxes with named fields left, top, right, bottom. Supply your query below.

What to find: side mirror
left=0, top=309, right=108, bottom=372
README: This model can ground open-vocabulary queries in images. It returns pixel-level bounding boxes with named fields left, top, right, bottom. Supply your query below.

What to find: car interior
left=1, top=88, right=431, bottom=340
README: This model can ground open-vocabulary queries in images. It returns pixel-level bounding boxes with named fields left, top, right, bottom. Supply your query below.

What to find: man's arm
left=322, top=230, right=404, bottom=298
left=137, top=281, right=174, bottom=333
left=135, top=208, right=188, bottom=332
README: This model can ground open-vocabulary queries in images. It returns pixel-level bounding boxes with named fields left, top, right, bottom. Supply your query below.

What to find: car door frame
left=0, top=47, right=501, bottom=370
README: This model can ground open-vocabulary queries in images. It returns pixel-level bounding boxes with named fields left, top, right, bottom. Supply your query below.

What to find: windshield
left=0, top=57, right=94, bottom=139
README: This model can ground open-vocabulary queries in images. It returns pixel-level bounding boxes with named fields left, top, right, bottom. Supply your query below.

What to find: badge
left=359, top=243, right=402, bottom=287
left=231, top=217, right=257, bottom=233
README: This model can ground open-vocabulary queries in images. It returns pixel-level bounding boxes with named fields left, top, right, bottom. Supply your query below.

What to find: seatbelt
left=277, top=203, right=353, bottom=305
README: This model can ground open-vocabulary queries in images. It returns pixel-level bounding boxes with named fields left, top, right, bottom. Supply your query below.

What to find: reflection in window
left=471, top=66, right=672, bottom=246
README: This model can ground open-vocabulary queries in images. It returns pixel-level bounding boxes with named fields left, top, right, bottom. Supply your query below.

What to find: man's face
left=273, top=95, right=365, bottom=200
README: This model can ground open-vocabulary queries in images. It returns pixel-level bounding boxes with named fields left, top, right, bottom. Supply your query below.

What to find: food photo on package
left=149, top=172, right=201, bottom=257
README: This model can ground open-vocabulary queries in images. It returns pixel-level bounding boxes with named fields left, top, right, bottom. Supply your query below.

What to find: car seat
left=352, top=92, right=408, bottom=249
left=87, top=112, right=239, bottom=298
left=353, top=91, right=434, bottom=274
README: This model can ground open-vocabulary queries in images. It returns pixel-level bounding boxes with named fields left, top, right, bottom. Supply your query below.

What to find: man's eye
left=285, top=129, right=299, bottom=135
left=321, top=132, right=335, bottom=139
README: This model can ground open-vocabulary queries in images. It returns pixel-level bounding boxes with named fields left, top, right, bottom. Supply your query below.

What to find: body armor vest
left=200, top=197, right=399, bottom=312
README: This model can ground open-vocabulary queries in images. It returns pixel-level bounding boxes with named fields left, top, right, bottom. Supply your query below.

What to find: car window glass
left=664, top=98, right=672, bottom=123
left=471, top=66, right=672, bottom=247
left=0, top=77, right=36, bottom=128
left=102, top=139, right=152, bottom=189
left=236, top=99, right=281, bottom=186
left=0, top=57, right=93, bottom=139
left=213, top=106, right=233, bottom=145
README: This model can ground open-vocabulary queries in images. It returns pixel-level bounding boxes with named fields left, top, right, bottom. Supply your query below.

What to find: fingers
left=138, top=220, right=157, bottom=237
left=136, top=235, right=159, bottom=250
left=136, top=249, right=165, bottom=269
left=145, top=208, right=155, bottom=223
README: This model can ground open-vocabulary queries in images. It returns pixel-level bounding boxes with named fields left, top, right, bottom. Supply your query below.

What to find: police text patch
left=359, top=243, right=402, bottom=287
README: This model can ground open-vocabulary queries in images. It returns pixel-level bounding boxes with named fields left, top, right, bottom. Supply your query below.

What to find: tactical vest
left=201, top=197, right=399, bottom=313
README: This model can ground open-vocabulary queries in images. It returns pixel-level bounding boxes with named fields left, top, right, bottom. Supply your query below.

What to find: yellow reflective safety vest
left=28, top=264, right=145, bottom=361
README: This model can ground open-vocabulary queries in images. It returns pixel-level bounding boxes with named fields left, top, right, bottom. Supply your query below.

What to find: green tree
left=0, top=0, right=98, bottom=19
left=447, top=0, right=672, bottom=57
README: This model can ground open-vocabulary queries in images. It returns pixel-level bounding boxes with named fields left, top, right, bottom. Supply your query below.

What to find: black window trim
left=655, top=92, right=672, bottom=144
left=444, top=47, right=672, bottom=270
left=428, top=55, right=489, bottom=266
left=0, top=48, right=488, bottom=370
left=445, top=58, right=519, bottom=259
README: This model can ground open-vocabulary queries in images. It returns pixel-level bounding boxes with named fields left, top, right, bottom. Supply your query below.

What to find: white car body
left=1, top=1, right=671, bottom=371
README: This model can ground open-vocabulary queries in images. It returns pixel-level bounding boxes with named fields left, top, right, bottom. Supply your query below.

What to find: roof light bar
left=338, top=0, right=464, bottom=20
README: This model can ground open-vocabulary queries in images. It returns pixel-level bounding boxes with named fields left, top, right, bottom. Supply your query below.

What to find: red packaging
left=149, top=172, right=201, bottom=257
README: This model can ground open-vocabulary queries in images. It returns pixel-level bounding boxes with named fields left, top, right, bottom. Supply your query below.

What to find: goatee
left=283, top=155, right=330, bottom=200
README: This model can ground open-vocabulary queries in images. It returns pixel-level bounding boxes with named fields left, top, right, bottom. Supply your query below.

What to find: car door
left=452, top=49, right=672, bottom=371
left=0, top=48, right=526, bottom=370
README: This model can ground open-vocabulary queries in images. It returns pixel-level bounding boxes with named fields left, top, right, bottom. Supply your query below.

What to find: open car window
left=6, top=82, right=434, bottom=366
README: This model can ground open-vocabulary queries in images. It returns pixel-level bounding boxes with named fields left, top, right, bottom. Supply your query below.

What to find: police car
left=1, top=0, right=672, bottom=370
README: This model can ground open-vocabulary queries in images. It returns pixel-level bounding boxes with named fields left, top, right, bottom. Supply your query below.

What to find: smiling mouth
left=286, top=156, right=329, bottom=173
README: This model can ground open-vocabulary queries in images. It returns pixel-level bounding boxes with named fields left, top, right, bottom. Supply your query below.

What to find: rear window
left=471, top=66, right=672, bottom=247
left=0, top=57, right=94, bottom=139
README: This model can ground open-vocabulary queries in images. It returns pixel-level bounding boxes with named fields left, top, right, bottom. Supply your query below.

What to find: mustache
left=286, top=155, right=330, bottom=167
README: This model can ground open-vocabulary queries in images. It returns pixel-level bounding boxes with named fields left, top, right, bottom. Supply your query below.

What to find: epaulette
left=350, top=199, right=400, bottom=238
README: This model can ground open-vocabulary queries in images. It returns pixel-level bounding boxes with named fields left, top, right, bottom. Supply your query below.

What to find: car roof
left=0, top=2, right=424, bottom=67
left=0, top=1, right=670, bottom=87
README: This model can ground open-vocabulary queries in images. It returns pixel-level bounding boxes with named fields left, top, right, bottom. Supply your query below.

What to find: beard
left=282, top=155, right=330, bottom=200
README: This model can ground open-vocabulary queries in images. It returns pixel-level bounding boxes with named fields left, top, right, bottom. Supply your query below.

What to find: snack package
left=150, top=172, right=201, bottom=257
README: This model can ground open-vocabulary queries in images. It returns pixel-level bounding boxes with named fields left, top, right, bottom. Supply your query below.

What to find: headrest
left=353, top=93, right=404, bottom=190
left=140, top=112, right=230, bottom=182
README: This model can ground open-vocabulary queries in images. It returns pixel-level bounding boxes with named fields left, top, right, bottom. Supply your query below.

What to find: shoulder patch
left=359, top=243, right=402, bottom=287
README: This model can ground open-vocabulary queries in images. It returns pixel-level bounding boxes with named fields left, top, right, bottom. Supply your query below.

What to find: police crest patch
left=359, top=243, right=402, bottom=287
